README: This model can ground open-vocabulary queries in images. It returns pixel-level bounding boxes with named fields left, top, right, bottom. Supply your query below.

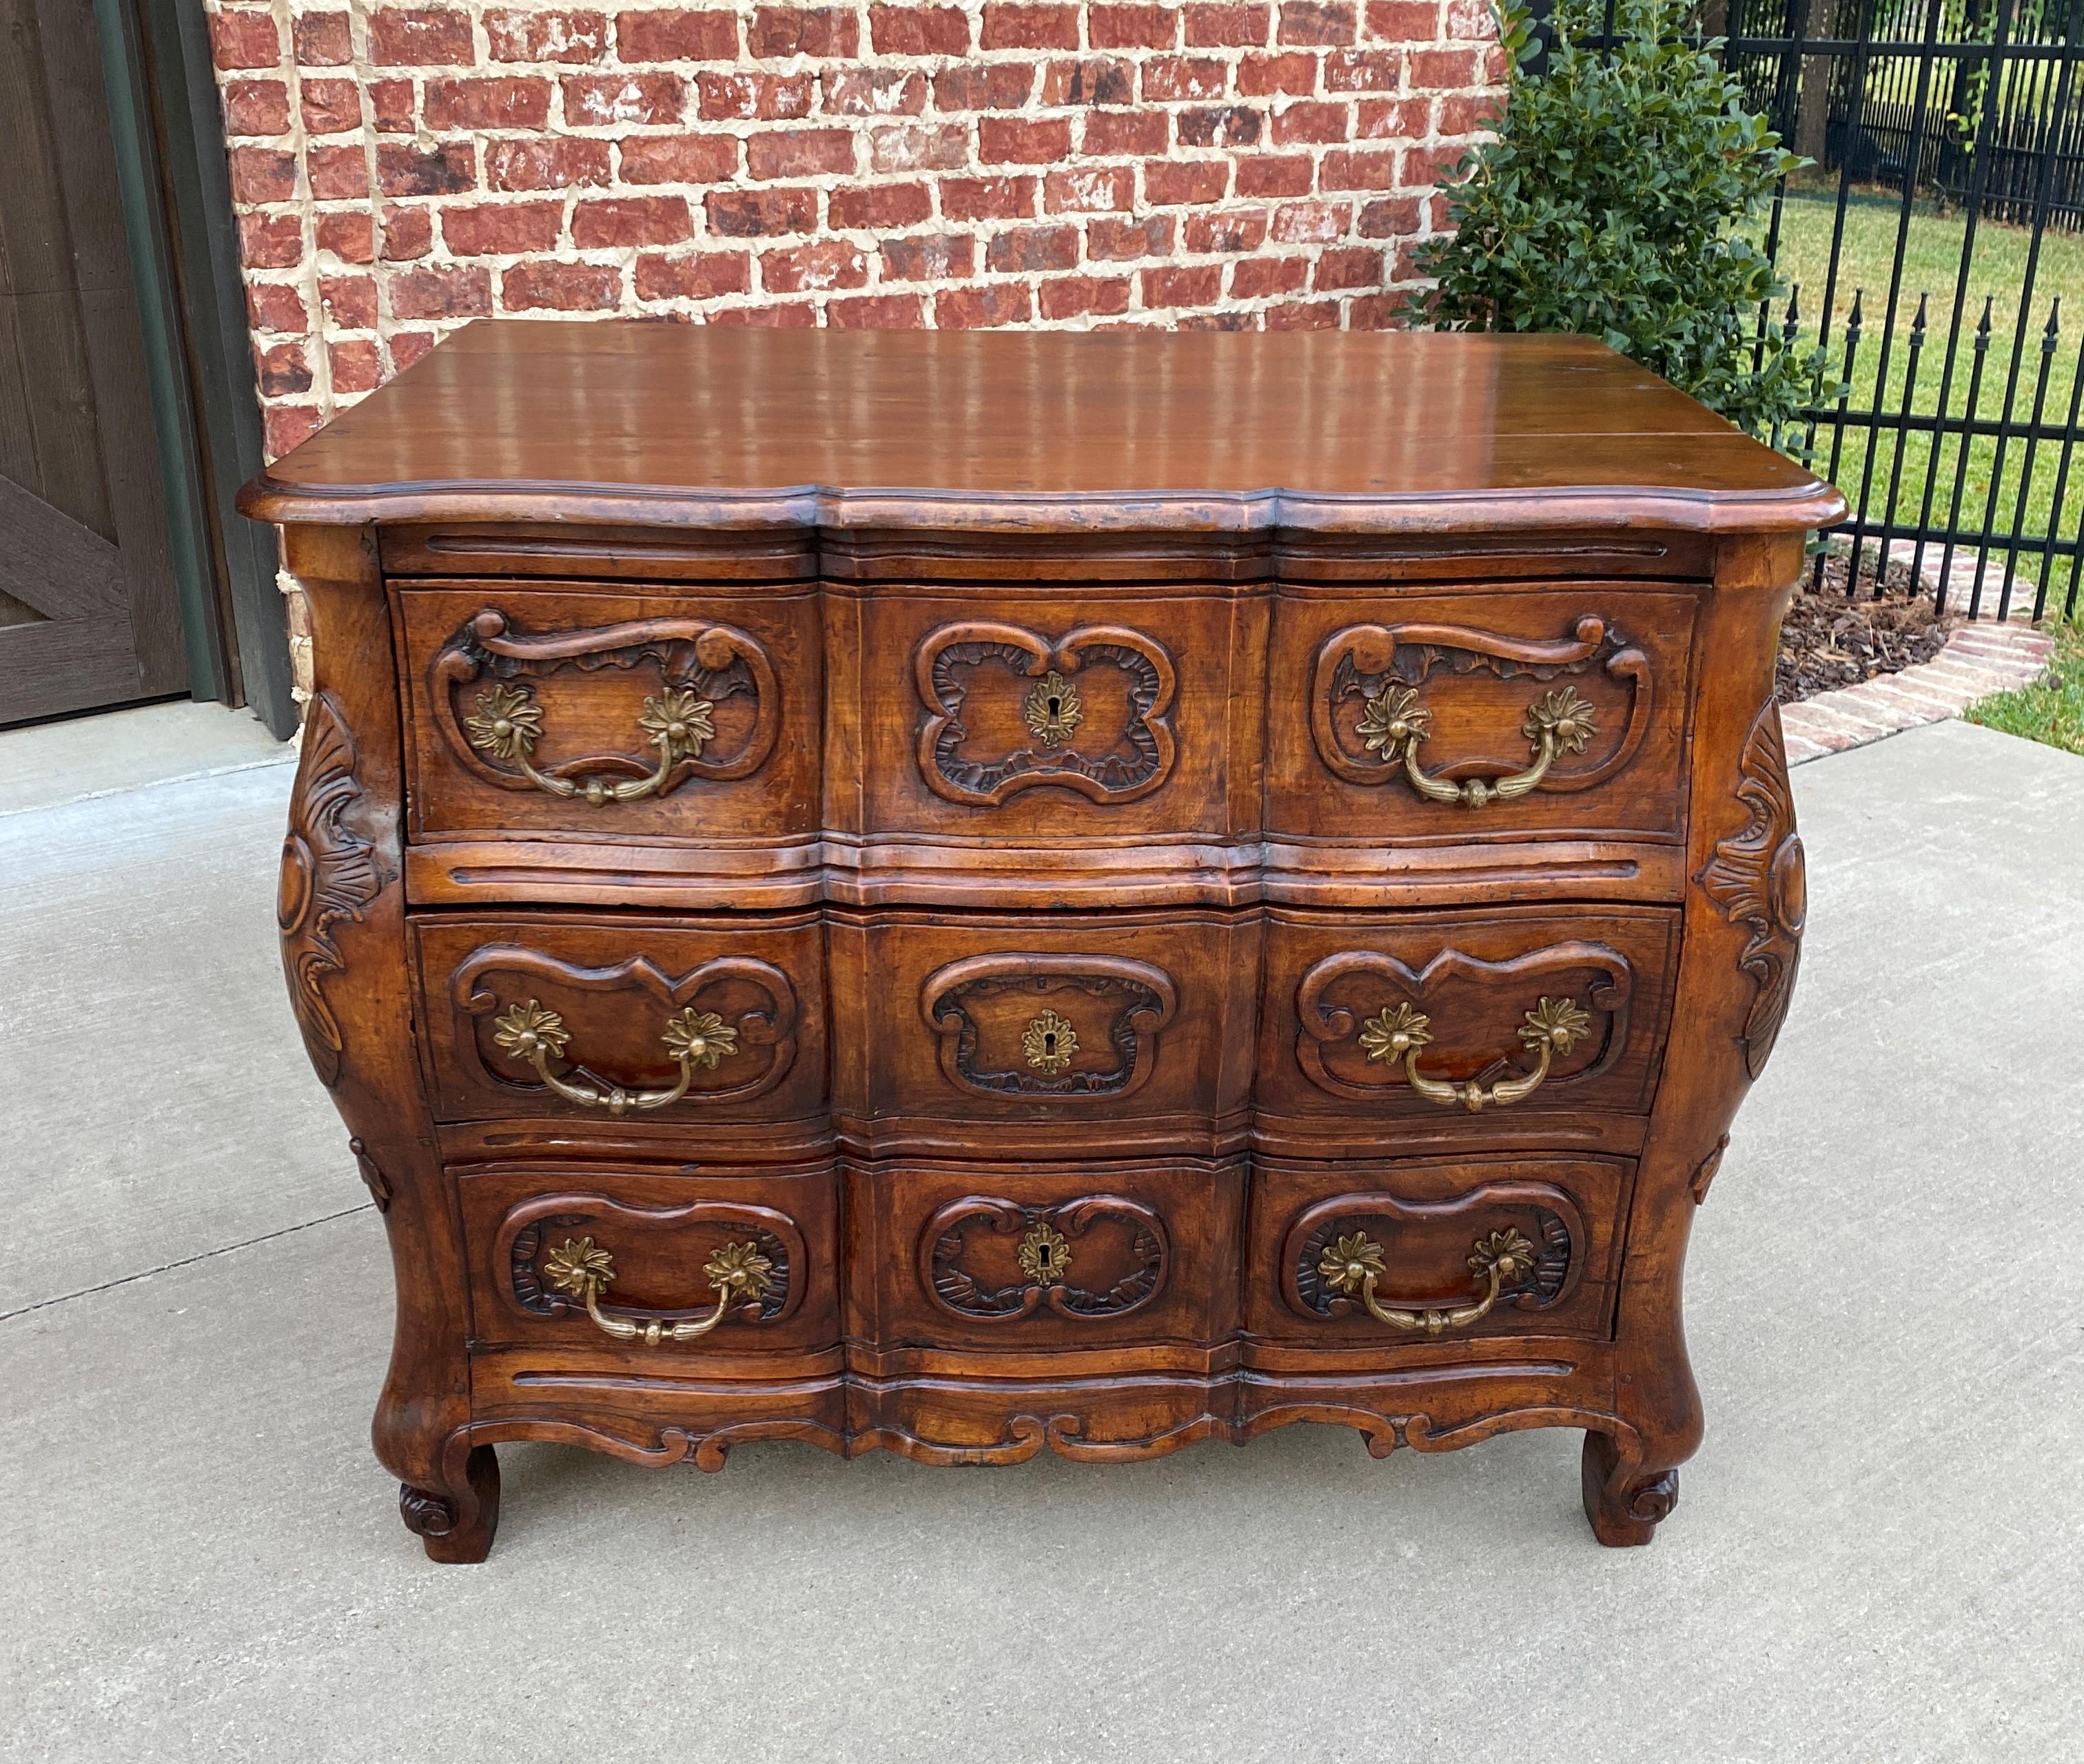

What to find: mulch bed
left=1777, top=549, right=1961, bottom=704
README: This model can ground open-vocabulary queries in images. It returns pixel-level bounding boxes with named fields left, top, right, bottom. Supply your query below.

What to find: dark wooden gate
left=1, top=0, right=187, bottom=724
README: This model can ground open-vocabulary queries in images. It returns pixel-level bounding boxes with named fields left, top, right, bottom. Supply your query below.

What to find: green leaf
left=1416, top=0, right=1835, bottom=447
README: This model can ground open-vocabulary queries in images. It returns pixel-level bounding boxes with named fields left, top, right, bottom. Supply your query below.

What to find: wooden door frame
left=92, top=0, right=297, bottom=737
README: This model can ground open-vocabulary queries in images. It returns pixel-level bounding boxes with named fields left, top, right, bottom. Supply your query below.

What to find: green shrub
left=1411, top=0, right=1837, bottom=446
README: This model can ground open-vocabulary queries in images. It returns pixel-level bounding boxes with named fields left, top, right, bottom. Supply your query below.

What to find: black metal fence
left=1734, top=0, right=2084, bottom=620
left=1738, top=0, right=2084, bottom=228
left=1586, top=0, right=2084, bottom=619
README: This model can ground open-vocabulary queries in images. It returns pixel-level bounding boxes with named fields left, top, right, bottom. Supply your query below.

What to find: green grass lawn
left=1772, top=184, right=2084, bottom=619
left=1965, top=617, right=2084, bottom=752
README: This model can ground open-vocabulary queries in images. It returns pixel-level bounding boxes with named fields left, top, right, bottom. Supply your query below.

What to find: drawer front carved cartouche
left=921, top=1193, right=1172, bottom=1322
left=1269, top=588, right=1697, bottom=845
left=397, top=584, right=820, bottom=846
left=413, top=914, right=825, bottom=1130
left=436, top=608, right=782, bottom=800
left=832, top=910, right=1255, bottom=1152
left=1258, top=907, right=1679, bottom=1135
left=861, top=593, right=1245, bottom=844
left=850, top=1158, right=1246, bottom=1355
left=243, top=324, right=1841, bottom=1559
left=1250, top=1156, right=1631, bottom=1344
left=461, top=1162, right=841, bottom=1360
left=919, top=952, right=1178, bottom=1100
left=914, top=619, right=1181, bottom=806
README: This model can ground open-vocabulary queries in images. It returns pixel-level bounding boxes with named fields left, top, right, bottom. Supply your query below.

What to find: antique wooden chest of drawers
left=241, top=324, right=1843, bottom=1560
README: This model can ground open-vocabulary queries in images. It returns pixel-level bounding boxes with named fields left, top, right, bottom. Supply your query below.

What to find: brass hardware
left=1021, top=1009, right=1079, bottom=1075
left=1017, top=1222, right=1072, bottom=1286
left=463, top=681, right=715, bottom=806
left=1023, top=668, right=1083, bottom=748
left=1357, top=995, right=1592, bottom=1113
left=1356, top=682, right=1597, bottom=807
left=543, top=1234, right=773, bottom=1345
left=1317, top=1227, right=1537, bottom=1335
left=490, top=998, right=739, bottom=1114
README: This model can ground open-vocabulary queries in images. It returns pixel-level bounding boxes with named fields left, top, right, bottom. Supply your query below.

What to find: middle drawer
left=413, top=903, right=1677, bottom=1155
left=412, top=911, right=830, bottom=1134
left=828, top=907, right=1258, bottom=1156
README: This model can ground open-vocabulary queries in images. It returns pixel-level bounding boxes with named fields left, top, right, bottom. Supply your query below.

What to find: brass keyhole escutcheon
left=1017, top=1222, right=1072, bottom=1286
left=1023, top=669, right=1084, bottom=748
left=1022, top=1009, right=1078, bottom=1075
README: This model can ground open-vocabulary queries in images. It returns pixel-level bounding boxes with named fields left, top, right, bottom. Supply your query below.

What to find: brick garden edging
left=1780, top=544, right=2058, bottom=766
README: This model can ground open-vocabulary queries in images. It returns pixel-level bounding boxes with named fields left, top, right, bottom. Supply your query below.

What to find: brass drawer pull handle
left=491, top=998, right=739, bottom=1114
left=463, top=681, right=714, bottom=806
left=1358, top=996, right=1591, bottom=1114
left=1318, top=1228, right=1536, bottom=1335
left=543, top=1235, right=773, bottom=1345
left=1358, top=683, right=1597, bottom=807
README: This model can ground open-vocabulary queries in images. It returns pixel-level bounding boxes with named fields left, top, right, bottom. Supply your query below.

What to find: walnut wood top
left=240, top=323, right=1846, bottom=537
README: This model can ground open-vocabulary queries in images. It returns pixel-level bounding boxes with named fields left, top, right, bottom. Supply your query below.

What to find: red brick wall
left=209, top=1, right=1500, bottom=463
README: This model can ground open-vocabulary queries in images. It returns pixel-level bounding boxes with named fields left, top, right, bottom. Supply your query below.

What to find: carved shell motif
left=1695, top=703, right=1806, bottom=1079
left=278, top=695, right=382, bottom=1086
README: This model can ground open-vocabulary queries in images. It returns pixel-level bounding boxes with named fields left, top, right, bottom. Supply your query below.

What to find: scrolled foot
left=1580, top=1429, right=1679, bottom=1548
left=398, top=1443, right=500, bottom=1563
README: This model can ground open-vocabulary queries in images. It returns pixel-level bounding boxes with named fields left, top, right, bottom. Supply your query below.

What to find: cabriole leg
left=283, top=526, right=484, bottom=1563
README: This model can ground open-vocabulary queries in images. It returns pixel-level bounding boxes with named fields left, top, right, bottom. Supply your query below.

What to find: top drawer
left=393, top=574, right=1701, bottom=905
left=396, top=581, right=821, bottom=845
left=1265, top=585, right=1698, bottom=845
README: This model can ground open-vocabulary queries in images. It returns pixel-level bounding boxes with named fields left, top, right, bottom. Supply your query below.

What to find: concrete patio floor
left=3, top=706, right=2081, bottom=1763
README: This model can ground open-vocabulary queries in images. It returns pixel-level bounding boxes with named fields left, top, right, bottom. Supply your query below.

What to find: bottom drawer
left=846, top=1157, right=1245, bottom=1352
left=1245, top=1153, right=1633, bottom=1346
left=458, top=1160, right=840, bottom=1361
